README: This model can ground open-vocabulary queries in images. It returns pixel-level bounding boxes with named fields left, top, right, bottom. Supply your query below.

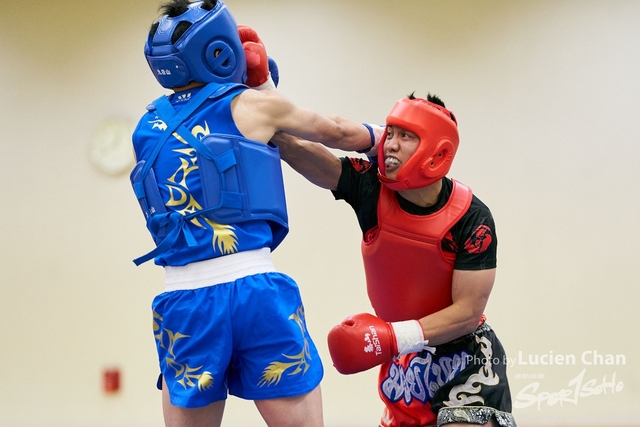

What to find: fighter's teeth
left=385, top=157, right=399, bottom=167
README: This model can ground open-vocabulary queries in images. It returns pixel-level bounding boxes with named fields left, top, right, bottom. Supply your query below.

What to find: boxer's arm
left=327, top=270, right=494, bottom=375
left=234, top=25, right=381, bottom=149
left=232, top=89, right=379, bottom=152
left=327, top=313, right=433, bottom=375
left=270, top=90, right=375, bottom=150
left=417, top=268, right=495, bottom=346
left=271, top=132, right=342, bottom=191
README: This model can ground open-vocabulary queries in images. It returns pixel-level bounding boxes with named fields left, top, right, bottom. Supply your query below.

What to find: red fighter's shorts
left=378, top=323, right=517, bottom=427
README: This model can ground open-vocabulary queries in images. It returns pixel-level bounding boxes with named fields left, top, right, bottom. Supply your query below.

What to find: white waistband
left=164, top=248, right=276, bottom=292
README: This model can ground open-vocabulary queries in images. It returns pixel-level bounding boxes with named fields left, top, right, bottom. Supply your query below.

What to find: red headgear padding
left=378, top=97, right=459, bottom=191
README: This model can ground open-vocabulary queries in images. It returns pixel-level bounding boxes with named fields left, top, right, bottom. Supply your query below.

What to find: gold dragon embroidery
left=153, top=311, right=214, bottom=392
left=258, top=305, right=312, bottom=387
left=163, top=120, right=239, bottom=254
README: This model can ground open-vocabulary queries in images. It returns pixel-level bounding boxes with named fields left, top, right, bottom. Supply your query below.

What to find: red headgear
left=378, top=97, right=459, bottom=191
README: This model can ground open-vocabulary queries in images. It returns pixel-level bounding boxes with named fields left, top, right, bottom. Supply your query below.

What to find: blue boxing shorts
left=151, top=248, right=324, bottom=408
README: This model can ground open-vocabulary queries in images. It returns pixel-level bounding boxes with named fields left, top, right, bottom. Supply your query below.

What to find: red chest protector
left=361, top=180, right=473, bottom=322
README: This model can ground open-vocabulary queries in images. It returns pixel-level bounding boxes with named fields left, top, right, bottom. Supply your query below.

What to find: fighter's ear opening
left=430, top=152, right=444, bottom=167
left=423, top=140, right=455, bottom=178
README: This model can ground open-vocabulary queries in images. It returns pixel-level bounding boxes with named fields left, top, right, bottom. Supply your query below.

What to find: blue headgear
left=144, top=1, right=247, bottom=88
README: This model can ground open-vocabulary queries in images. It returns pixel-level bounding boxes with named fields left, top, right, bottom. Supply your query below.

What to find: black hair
left=426, top=93, right=446, bottom=108
left=149, top=0, right=218, bottom=43
left=160, top=0, right=216, bottom=16
left=408, top=91, right=446, bottom=108
left=407, top=91, right=456, bottom=123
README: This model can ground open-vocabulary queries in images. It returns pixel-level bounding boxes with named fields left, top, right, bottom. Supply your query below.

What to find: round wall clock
left=89, top=118, right=135, bottom=176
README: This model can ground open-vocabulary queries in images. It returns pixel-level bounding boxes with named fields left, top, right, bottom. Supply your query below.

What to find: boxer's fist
left=328, top=313, right=431, bottom=375
left=238, top=25, right=269, bottom=87
left=327, top=313, right=398, bottom=375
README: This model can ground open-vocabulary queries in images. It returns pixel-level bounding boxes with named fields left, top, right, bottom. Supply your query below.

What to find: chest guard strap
left=131, top=83, right=225, bottom=229
left=131, top=83, right=288, bottom=265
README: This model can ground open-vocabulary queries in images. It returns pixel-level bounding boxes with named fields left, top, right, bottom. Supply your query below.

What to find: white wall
left=0, top=0, right=638, bottom=426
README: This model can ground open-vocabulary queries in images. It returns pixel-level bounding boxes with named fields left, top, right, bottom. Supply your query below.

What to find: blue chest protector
left=130, top=82, right=288, bottom=265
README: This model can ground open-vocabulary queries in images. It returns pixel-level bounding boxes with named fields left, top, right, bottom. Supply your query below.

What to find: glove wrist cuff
left=391, top=320, right=430, bottom=356
left=252, top=74, right=276, bottom=91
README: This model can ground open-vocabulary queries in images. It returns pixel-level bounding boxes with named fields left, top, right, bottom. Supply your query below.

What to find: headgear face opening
left=144, top=1, right=247, bottom=89
left=378, top=97, right=459, bottom=191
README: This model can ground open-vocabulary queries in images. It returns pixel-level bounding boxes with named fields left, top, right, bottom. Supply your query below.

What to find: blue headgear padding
left=144, top=1, right=247, bottom=88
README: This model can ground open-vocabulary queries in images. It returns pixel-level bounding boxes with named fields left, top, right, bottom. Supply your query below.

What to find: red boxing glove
left=327, top=313, right=398, bottom=375
left=237, top=25, right=269, bottom=87
left=327, top=313, right=431, bottom=375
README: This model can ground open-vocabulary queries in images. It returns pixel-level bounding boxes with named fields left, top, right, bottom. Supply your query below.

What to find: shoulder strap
left=138, top=83, right=223, bottom=179
left=152, top=91, right=244, bottom=217
left=132, top=83, right=247, bottom=265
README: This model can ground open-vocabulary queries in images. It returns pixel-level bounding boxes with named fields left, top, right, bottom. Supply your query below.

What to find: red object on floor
left=103, top=368, right=120, bottom=393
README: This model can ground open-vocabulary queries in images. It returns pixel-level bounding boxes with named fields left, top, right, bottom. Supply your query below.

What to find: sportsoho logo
left=510, top=350, right=626, bottom=410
